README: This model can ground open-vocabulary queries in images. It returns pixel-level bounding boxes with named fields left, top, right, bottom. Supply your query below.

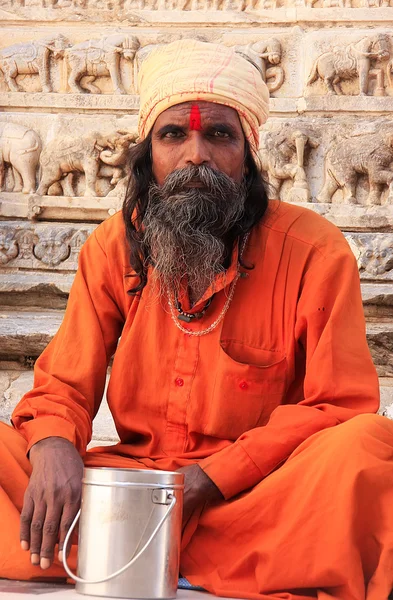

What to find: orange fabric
left=2, top=415, right=393, bottom=599
left=6, top=199, right=391, bottom=597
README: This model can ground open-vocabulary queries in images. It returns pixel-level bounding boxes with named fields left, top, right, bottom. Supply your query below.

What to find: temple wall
left=1, top=4, right=393, bottom=443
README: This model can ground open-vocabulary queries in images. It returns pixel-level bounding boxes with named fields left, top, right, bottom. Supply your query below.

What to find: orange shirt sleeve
left=11, top=227, right=126, bottom=456
left=199, top=243, right=380, bottom=500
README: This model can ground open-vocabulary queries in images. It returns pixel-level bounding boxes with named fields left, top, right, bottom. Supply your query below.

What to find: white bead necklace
left=167, top=233, right=250, bottom=337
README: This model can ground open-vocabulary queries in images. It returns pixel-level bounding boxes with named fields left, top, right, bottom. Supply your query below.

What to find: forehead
left=152, top=101, right=243, bottom=129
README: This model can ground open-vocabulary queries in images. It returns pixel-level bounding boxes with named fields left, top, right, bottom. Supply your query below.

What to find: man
left=0, top=39, right=393, bottom=600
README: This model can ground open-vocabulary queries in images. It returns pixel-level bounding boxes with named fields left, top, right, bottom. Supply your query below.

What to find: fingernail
left=31, top=553, right=40, bottom=565
left=20, top=541, right=29, bottom=551
left=58, top=550, right=63, bottom=562
left=40, top=557, right=51, bottom=570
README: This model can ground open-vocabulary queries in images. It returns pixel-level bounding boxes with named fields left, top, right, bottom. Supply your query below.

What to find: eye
left=161, top=130, right=184, bottom=139
left=212, top=130, right=230, bottom=138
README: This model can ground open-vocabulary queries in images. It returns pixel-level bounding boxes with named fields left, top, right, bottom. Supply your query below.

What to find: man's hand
left=177, top=464, right=223, bottom=527
left=20, top=437, right=84, bottom=570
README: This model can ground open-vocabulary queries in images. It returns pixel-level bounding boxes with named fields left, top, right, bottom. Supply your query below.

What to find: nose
left=184, top=133, right=211, bottom=167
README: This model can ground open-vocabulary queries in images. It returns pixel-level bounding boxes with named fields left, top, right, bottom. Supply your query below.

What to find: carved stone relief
left=258, top=126, right=319, bottom=201
left=234, top=38, right=284, bottom=93
left=36, top=130, right=137, bottom=197
left=317, top=131, right=393, bottom=205
left=346, top=234, right=393, bottom=279
left=0, top=123, right=41, bottom=194
left=0, top=36, right=285, bottom=97
left=2, top=0, right=393, bottom=7
left=306, top=34, right=391, bottom=96
left=0, top=36, right=70, bottom=93
left=64, top=34, right=140, bottom=95
left=0, top=223, right=96, bottom=269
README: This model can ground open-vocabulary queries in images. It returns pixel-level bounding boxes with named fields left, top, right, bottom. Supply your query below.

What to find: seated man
left=1, top=39, right=393, bottom=600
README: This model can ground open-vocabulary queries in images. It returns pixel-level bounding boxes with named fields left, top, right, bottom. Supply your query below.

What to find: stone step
left=0, top=272, right=73, bottom=309
left=0, top=310, right=63, bottom=360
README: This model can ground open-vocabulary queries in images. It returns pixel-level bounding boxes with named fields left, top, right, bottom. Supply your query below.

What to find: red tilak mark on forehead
left=189, top=105, right=202, bottom=131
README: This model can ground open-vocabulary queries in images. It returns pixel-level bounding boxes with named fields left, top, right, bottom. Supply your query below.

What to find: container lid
left=83, top=467, right=184, bottom=488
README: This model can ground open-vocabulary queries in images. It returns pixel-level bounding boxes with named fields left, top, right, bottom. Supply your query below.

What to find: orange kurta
left=2, top=199, right=393, bottom=599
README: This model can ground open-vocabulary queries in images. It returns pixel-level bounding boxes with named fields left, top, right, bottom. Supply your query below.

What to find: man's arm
left=12, top=226, right=126, bottom=455
left=198, top=244, right=379, bottom=500
left=11, top=222, right=127, bottom=569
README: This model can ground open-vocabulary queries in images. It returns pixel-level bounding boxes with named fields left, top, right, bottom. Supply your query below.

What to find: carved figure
left=36, top=130, right=136, bottom=197
left=258, top=126, right=319, bottom=201
left=317, top=132, right=393, bottom=205
left=98, top=132, right=138, bottom=186
left=361, top=0, right=390, bottom=6
left=303, top=0, right=351, bottom=7
left=33, top=229, right=73, bottom=267
left=346, top=235, right=393, bottom=277
left=0, top=35, right=69, bottom=93
left=307, top=34, right=390, bottom=96
left=234, top=38, right=284, bottom=92
left=0, top=227, right=18, bottom=265
left=0, top=122, right=41, bottom=194
left=65, top=34, right=140, bottom=95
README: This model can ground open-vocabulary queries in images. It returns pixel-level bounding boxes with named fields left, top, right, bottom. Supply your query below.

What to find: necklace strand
left=167, top=233, right=249, bottom=337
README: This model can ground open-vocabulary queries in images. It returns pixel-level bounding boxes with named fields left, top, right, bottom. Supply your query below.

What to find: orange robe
left=2, top=200, right=393, bottom=599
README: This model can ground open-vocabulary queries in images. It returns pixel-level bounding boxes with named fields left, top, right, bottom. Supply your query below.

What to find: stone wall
left=1, top=3, right=393, bottom=444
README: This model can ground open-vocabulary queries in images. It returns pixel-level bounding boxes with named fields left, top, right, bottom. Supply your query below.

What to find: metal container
left=63, top=467, right=184, bottom=599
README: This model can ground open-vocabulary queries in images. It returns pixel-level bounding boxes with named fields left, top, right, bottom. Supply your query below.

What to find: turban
left=137, top=39, right=270, bottom=153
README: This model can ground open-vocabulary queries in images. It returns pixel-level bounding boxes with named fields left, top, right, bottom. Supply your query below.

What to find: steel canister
left=63, top=467, right=184, bottom=599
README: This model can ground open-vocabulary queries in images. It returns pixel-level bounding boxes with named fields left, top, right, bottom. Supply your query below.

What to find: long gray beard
left=142, top=165, right=248, bottom=302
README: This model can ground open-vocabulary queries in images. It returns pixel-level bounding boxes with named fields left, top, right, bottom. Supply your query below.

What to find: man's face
left=151, top=101, right=246, bottom=186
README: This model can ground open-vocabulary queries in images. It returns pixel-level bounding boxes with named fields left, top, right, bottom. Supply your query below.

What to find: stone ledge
left=0, top=6, right=393, bottom=24
left=298, top=96, right=393, bottom=115
left=0, top=310, right=63, bottom=359
left=0, top=93, right=294, bottom=115
left=290, top=202, right=393, bottom=230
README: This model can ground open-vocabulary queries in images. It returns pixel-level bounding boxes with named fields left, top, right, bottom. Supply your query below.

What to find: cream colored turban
left=138, top=39, right=270, bottom=153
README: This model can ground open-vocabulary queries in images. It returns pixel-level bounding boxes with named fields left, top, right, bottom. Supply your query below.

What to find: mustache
left=160, top=165, right=242, bottom=197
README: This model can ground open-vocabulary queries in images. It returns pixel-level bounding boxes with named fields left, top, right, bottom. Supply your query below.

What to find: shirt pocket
left=203, top=339, right=288, bottom=440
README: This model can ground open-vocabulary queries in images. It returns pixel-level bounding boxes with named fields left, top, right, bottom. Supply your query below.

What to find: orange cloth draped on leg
left=2, top=201, right=393, bottom=598
left=1, top=415, right=393, bottom=599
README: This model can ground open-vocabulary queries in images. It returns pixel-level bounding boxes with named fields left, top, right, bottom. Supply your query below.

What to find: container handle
left=62, top=493, right=176, bottom=584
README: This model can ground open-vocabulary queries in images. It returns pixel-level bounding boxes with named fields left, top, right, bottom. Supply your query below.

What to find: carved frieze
left=234, top=38, right=284, bottom=93
left=0, top=36, right=70, bottom=93
left=0, top=222, right=96, bottom=270
left=317, top=131, right=393, bottom=205
left=258, top=126, right=319, bottom=201
left=0, top=123, right=41, bottom=194
left=64, top=34, right=140, bottom=94
left=36, top=129, right=136, bottom=197
left=2, top=0, right=393, bottom=7
left=346, top=233, right=393, bottom=279
left=306, top=34, right=391, bottom=96
left=0, top=37, right=285, bottom=97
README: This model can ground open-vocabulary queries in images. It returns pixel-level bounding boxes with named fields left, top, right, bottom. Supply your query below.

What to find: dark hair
left=122, top=133, right=269, bottom=295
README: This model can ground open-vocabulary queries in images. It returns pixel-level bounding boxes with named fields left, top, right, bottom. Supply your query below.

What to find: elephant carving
left=0, top=227, right=19, bottom=265
left=0, top=35, right=70, bottom=93
left=317, top=132, right=393, bottom=205
left=258, top=126, right=319, bottom=201
left=65, top=34, right=140, bottom=95
left=0, top=122, right=41, bottom=194
left=36, top=130, right=136, bottom=197
left=307, top=34, right=390, bottom=96
left=234, top=38, right=284, bottom=93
